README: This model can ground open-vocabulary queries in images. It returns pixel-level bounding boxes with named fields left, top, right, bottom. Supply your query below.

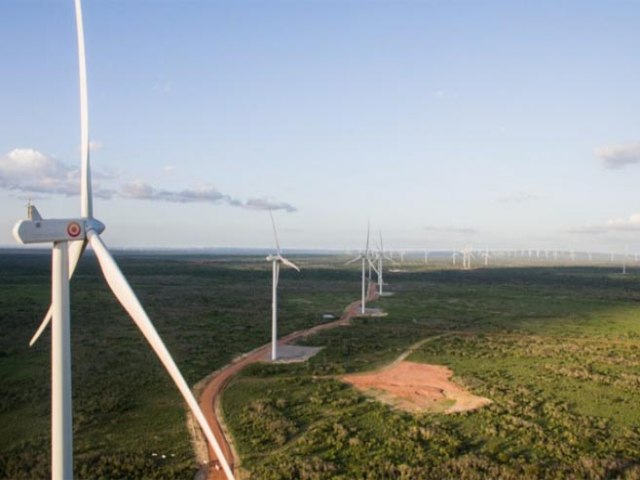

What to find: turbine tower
left=346, top=223, right=371, bottom=313
left=377, top=231, right=394, bottom=295
left=266, top=210, right=301, bottom=361
left=13, top=2, right=234, bottom=478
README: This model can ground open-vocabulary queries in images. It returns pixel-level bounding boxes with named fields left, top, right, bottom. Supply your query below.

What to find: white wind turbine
left=462, top=246, right=474, bottom=270
left=377, top=231, right=395, bottom=295
left=13, top=2, right=235, bottom=479
left=346, top=223, right=371, bottom=314
left=266, top=210, right=301, bottom=361
left=482, top=248, right=490, bottom=266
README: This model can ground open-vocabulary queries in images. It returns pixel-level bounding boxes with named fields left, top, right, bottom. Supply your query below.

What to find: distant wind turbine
left=482, top=248, right=490, bottom=266
left=266, top=210, right=300, bottom=361
left=13, top=2, right=235, bottom=478
left=462, top=246, right=474, bottom=270
left=377, top=231, right=395, bottom=295
left=346, top=223, right=371, bottom=314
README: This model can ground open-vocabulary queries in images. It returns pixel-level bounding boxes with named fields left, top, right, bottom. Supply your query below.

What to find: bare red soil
left=342, top=361, right=492, bottom=414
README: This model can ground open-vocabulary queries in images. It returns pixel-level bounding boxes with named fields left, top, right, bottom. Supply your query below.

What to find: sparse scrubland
left=224, top=266, right=640, bottom=479
left=3, top=253, right=640, bottom=479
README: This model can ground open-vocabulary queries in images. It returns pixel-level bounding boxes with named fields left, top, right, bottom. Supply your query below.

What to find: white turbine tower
left=13, top=2, right=235, bottom=478
left=377, top=231, right=394, bottom=295
left=266, top=210, right=301, bottom=361
left=346, top=223, right=371, bottom=314
left=482, top=248, right=490, bottom=266
left=462, top=246, right=474, bottom=270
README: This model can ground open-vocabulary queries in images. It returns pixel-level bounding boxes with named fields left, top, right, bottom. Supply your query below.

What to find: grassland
left=0, top=252, right=354, bottom=479
left=222, top=265, right=640, bottom=479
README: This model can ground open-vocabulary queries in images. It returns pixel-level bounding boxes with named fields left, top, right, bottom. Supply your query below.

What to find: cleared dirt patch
left=342, top=361, right=491, bottom=414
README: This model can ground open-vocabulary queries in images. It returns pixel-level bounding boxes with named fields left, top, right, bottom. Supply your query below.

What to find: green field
left=2, top=253, right=640, bottom=479
left=0, top=252, right=354, bottom=478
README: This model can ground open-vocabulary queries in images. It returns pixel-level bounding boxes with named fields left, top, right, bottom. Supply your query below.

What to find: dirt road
left=199, top=282, right=379, bottom=479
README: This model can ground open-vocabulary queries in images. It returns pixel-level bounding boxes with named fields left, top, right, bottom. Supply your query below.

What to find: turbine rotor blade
left=87, top=231, right=234, bottom=480
left=345, top=256, right=361, bottom=265
left=74, top=0, right=93, bottom=218
left=29, top=240, right=87, bottom=347
left=365, top=221, right=370, bottom=255
left=367, top=257, right=379, bottom=275
left=279, top=256, right=300, bottom=272
left=269, top=209, right=281, bottom=256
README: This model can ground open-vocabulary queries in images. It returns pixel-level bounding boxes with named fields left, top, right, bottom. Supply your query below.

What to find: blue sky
left=1, top=0, right=639, bottom=251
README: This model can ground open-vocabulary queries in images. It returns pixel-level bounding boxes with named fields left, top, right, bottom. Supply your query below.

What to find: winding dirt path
left=198, top=282, right=380, bottom=479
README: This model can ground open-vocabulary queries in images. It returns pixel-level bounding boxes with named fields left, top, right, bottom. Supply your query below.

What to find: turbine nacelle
left=13, top=211, right=105, bottom=244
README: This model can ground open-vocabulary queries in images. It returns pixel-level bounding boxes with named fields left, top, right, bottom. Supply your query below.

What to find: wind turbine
left=12, top=2, right=235, bottom=479
left=377, top=231, right=395, bottom=295
left=346, top=223, right=371, bottom=313
left=482, top=248, right=490, bottom=266
left=462, top=246, right=474, bottom=270
left=266, top=210, right=301, bottom=361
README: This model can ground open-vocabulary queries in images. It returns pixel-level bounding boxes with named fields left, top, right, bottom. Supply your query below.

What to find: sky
left=1, top=0, right=639, bottom=252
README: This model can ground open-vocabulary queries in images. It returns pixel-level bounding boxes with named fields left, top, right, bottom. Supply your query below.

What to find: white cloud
left=596, top=142, right=640, bottom=170
left=605, top=213, right=640, bottom=231
left=0, top=148, right=79, bottom=196
left=0, top=148, right=297, bottom=213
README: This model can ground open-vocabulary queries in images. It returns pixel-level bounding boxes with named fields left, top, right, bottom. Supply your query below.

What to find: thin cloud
left=244, top=197, right=297, bottom=213
left=424, top=225, right=478, bottom=234
left=596, top=142, right=640, bottom=170
left=120, top=181, right=237, bottom=205
left=569, top=213, right=640, bottom=235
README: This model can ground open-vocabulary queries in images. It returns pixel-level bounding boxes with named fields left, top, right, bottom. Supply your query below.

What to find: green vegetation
left=0, top=252, right=354, bottom=478
left=4, top=252, right=640, bottom=479
left=223, top=265, right=640, bottom=479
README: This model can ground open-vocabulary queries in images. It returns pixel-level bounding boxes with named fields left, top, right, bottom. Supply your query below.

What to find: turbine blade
left=29, top=240, right=87, bottom=347
left=279, top=256, right=300, bottom=272
left=87, top=231, right=234, bottom=480
left=269, top=209, right=281, bottom=256
left=345, top=256, right=361, bottom=265
left=74, top=0, right=93, bottom=218
left=365, top=221, right=370, bottom=255
left=367, top=257, right=379, bottom=275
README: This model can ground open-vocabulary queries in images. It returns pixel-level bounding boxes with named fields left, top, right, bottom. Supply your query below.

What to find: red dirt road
left=199, top=282, right=379, bottom=479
